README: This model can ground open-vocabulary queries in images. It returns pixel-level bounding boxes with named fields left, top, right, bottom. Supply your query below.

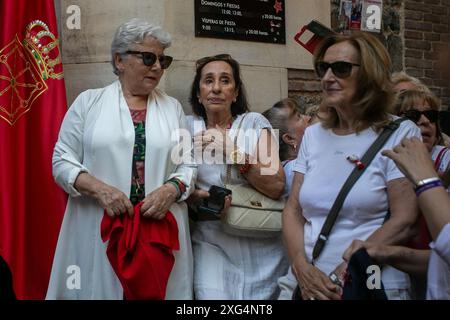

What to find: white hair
left=110, top=18, right=171, bottom=75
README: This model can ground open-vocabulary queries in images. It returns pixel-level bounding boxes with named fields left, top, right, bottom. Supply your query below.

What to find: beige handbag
left=221, top=114, right=285, bottom=238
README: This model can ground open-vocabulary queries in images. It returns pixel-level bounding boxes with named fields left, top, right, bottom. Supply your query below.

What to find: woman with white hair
left=46, top=18, right=196, bottom=299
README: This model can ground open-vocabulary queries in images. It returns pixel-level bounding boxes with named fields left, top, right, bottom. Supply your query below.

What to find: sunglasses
left=402, top=109, right=439, bottom=124
left=195, top=54, right=233, bottom=69
left=315, top=61, right=360, bottom=78
left=125, top=51, right=173, bottom=69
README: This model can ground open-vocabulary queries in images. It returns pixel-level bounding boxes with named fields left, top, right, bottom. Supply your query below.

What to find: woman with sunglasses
left=47, top=18, right=197, bottom=299
left=280, top=32, right=421, bottom=300
left=395, top=90, right=450, bottom=182
left=186, top=54, right=287, bottom=299
left=393, top=91, right=450, bottom=298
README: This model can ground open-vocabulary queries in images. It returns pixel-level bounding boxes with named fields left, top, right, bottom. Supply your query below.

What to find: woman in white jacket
left=46, top=18, right=196, bottom=299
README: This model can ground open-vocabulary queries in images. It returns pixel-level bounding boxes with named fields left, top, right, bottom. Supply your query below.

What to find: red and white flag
left=0, top=0, right=67, bottom=299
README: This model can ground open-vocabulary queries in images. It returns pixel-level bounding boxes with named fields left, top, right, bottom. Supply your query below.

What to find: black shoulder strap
left=312, top=118, right=407, bottom=262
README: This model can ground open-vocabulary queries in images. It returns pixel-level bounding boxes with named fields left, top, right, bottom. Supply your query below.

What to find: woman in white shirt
left=280, top=32, right=421, bottom=300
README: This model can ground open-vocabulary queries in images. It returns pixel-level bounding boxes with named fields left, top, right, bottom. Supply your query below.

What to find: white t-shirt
left=282, top=159, right=296, bottom=199
left=431, top=145, right=450, bottom=194
left=427, top=223, right=450, bottom=299
left=294, top=119, right=421, bottom=289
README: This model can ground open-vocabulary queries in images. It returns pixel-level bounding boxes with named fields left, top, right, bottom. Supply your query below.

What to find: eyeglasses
left=125, top=51, right=173, bottom=69
left=402, top=109, right=439, bottom=124
left=315, top=61, right=360, bottom=78
left=195, top=54, right=233, bottom=69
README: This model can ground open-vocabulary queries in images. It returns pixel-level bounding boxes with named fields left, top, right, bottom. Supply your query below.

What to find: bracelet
left=414, top=179, right=443, bottom=197
left=415, top=176, right=441, bottom=188
left=166, top=178, right=187, bottom=200
left=165, top=181, right=181, bottom=198
left=239, top=163, right=251, bottom=175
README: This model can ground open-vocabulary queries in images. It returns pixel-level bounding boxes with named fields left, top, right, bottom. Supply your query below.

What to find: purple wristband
left=414, top=180, right=443, bottom=197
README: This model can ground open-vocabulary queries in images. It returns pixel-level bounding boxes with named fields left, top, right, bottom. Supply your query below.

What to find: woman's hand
left=74, top=172, right=134, bottom=218
left=140, top=183, right=178, bottom=220
left=186, top=189, right=210, bottom=208
left=292, top=258, right=341, bottom=300
left=329, top=261, right=347, bottom=294
left=343, top=239, right=389, bottom=265
left=95, top=183, right=134, bottom=218
left=186, top=189, right=232, bottom=215
left=220, top=195, right=232, bottom=216
left=194, top=125, right=235, bottom=161
left=382, top=137, right=437, bottom=185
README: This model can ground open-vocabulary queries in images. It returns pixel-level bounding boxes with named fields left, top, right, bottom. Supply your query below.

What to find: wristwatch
left=229, top=148, right=245, bottom=164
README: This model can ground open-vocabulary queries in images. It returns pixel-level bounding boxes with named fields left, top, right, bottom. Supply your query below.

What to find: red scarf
left=101, top=203, right=179, bottom=299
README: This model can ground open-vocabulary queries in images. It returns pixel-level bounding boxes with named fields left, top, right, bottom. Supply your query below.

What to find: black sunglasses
left=125, top=51, right=173, bottom=69
left=315, top=61, right=360, bottom=78
left=402, top=109, right=439, bottom=124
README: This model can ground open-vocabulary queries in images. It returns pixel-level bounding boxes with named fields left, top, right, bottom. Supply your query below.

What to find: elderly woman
left=280, top=32, right=421, bottom=300
left=393, top=91, right=449, bottom=299
left=395, top=90, right=450, bottom=179
left=46, top=18, right=196, bottom=299
left=186, top=54, right=287, bottom=299
left=262, top=98, right=311, bottom=196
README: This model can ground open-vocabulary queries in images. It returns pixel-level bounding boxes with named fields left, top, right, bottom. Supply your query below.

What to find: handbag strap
left=311, top=118, right=407, bottom=263
left=225, top=113, right=248, bottom=185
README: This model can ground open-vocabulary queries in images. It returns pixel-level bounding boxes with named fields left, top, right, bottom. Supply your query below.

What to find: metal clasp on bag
left=250, top=201, right=262, bottom=207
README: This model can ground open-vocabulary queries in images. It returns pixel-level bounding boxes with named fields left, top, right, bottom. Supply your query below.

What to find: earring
left=293, top=144, right=297, bottom=151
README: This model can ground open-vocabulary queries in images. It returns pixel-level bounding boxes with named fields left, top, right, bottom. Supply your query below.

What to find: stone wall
left=58, top=0, right=330, bottom=114
left=288, top=0, right=450, bottom=110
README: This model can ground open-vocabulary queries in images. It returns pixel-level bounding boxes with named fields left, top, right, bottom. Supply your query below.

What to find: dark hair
left=314, top=32, right=394, bottom=132
left=189, top=54, right=249, bottom=120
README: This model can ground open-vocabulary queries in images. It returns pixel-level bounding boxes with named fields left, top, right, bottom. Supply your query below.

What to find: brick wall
left=288, top=0, right=450, bottom=110
left=404, top=0, right=450, bottom=108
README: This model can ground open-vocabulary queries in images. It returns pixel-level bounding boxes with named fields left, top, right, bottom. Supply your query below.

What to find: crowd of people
left=2, top=17, right=449, bottom=300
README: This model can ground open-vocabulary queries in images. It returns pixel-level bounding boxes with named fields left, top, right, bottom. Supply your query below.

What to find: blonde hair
left=391, top=72, right=431, bottom=93
left=314, top=32, right=394, bottom=132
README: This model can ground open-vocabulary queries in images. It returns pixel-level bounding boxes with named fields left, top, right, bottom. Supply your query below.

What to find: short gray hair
left=111, top=18, right=172, bottom=75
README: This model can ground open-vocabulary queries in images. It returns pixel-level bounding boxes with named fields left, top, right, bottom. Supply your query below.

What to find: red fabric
left=0, top=0, right=67, bottom=299
left=101, top=203, right=180, bottom=300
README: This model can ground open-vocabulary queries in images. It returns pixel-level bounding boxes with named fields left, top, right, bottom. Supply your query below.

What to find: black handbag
left=292, top=118, right=406, bottom=300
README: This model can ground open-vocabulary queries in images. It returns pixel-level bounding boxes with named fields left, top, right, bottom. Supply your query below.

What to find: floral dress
left=130, top=109, right=147, bottom=205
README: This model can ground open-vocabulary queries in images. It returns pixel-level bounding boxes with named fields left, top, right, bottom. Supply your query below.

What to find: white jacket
left=46, top=81, right=196, bottom=299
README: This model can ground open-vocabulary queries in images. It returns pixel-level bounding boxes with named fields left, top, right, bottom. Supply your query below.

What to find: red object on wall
left=0, top=0, right=67, bottom=299
left=294, top=20, right=335, bottom=54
